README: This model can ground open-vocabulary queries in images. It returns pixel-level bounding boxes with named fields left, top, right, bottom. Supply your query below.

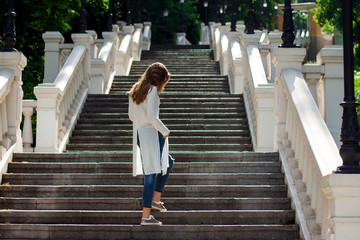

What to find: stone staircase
left=0, top=45, right=299, bottom=239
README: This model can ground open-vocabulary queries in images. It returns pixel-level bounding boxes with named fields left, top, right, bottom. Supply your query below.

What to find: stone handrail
left=90, top=32, right=117, bottom=94
left=116, top=25, right=134, bottom=76
left=228, top=39, right=243, bottom=93
left=277, top=68, right=343, bottom=239
left=142, top=22, right=152, bottom=51
left=243, top=43, right=275, bottom=152
left=132, top=24, right=143, bottom=61
left=0, top=52, right=27, bottom=182
left=34, top=34, right=91, bottom=152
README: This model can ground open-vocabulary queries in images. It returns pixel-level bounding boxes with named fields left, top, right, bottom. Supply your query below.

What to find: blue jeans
left=137, top=131, right=174, bottom=208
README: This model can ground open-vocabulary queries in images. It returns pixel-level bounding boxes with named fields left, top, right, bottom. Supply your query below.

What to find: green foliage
left=0, top=0, right=111, bottom=100
left=354, top=71, right=360, bottom=127
left=312, top=0, right=360, bottom=68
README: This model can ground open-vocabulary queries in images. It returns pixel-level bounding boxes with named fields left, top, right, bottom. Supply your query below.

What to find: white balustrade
left=34, top=33, right=92, bottom=152
left=276, top=68, right=347, bottom=240
left=0, top=52, right=27, bottom=182
left=216, top=22, right=360, bottom=240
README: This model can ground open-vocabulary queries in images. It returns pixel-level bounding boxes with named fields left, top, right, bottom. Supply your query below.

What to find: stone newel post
left=42, top=32, right=65, bottom=83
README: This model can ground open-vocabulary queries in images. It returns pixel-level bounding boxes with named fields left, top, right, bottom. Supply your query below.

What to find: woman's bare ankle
left=142, top=207, right=151, bottom=219
left=153, top=191, right=162, bottom=203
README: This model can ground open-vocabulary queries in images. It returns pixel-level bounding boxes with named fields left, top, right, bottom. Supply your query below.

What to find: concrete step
left=0, top=185, right=287, bottom=198
left=2, top=173, right=284, bottom=185
left=81, top=107, right=244, bottom=114
left=76, top=118, right=247, bottom=125
left=69, top=136, right=251, bottom=144
left=78, top=112, right=246, bottom=119
left=13, top=152, right=279, bottom=163
left=73, top=124, right=248, bottom=131
left=65, top=143, right=253, bottom=151
left=129, top=71, right=221, bottom=75
left=7, top=162, right=281, bottom=174
left=71, top=129, right=250, bottom=137
left=111, top=87, right=229, bottom=92
left=0, top=224, right=299, bottom=240
left=113, top=75, right=227, bottom=80
left=0, top=197, right=291, bottom=210
left=0, top=209, right=295, bottom=225
left=150, top=44, right=210, bottom=49
left=132, top=61, right=219, bottom=65
left=84, top=102, right=244, bottom=108
left=111, top=82, right=228, bottom=87
left=86, top=93, right=242, bottom=101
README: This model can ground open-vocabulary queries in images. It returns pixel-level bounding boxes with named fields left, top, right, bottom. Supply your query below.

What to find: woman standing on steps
left=127, top=62, right=174, bottom=226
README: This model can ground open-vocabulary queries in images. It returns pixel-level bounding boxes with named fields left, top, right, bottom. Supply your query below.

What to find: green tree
left=312, top=0, right=360, bottom=69
left=0, top=0, right=110, bottom=99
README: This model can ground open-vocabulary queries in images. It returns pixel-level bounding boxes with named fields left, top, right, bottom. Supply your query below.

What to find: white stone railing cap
left=42, top=31, right=65, bottom=44
left=86, top=30, right=98, bottom=40
left=134, top=23, right=143, bottom=29
left=102, top=31, right=117, bottom=40
left=302, top=64, right=324, bottom=74
left=112, top=24, right=120, bottom=32
left=317, top=45, right=343, bottom=64
left=0, top=52, right=27, bottom=71
left=23, top=99, right=37, bottom=108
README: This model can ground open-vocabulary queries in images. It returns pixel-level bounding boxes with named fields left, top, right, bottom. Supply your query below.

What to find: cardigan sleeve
left=146, top=86, right=170, bottom=136
left=128, top=97, right=133, bottom=122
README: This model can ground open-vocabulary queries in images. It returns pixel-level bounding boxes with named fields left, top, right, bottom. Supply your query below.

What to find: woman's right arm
left=146, top=86, right=170, bottom=137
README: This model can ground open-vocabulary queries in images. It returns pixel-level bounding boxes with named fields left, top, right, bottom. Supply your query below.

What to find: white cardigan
left=128, top=85, right=170, bottom=176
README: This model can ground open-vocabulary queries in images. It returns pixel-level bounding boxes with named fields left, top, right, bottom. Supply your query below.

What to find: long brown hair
left=127, top=62, right=170, bottom=105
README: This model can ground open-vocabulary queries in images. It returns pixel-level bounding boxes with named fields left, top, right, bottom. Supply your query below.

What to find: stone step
left=2, top=173, right=284, bottom=185
left=130, top=66, right=219, bottom=70
left=0, top=209, right=295, bottom=225
left=72, top=124, right=248, bottom=131
left=140, top=55, right=214, bottom=59
left=0, top=224, right=299, bottom=240
left=84, top=102, right=243, bottom=108
left=12, top=152, right=279, bottom=163
left=7, top=162, right=280, bottom=174
left=140, top=56, right=214, bottom=60
left=112, top=81, right=227, bottom=86
left=111, top=85, right=228, bottom=90
left=129, top=70, right=220, bottom=75
left=132, top=61, right=219, bottom=65
left=81, top=107, right=243, bottom=114
left=150, top=44, right=211, bottom=49
left=78, top=112, right=246, bottom=119
left=0, top=185, right=287, bottom=198
left=131, top=62, right=219, bottom=67
left=86, top=93, right=242, bottom=100
left=70, top=129, right=250, bottom=137
left=69, top=136, right=251, bottom=144
left=114, top=75, right=227, bottom=80
left=76, top=118, right=247, bottom=125
left=0, top=197, right=291, bottom=210
left=65, top=143, right=253, bottom=151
